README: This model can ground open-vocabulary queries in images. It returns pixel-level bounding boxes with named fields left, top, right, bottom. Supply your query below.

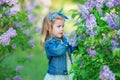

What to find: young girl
left=41, top=9, right=77, bottom=80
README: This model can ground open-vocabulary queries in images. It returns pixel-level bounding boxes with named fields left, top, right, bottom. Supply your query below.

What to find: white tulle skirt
left=44, top=73, right=74, bottom=80
left=44, top=52, right=73, bottom=80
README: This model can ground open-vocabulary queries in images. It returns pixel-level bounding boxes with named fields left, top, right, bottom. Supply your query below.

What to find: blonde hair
left=40, top=12, right=64, bottom=46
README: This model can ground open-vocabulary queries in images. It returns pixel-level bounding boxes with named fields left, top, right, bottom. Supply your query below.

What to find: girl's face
left=51, top=19, right=64, bottom=39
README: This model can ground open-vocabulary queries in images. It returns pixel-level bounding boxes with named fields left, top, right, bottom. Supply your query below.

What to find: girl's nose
left=60, top=26, right=64, bottom=31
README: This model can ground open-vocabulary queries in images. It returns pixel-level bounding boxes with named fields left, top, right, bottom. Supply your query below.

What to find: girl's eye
left=57, top=25, right=64, bottom=28
left=58, top=26, right=61, bottom=28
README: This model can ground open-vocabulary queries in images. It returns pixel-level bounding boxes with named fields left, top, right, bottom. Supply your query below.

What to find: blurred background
left=0, top=0, right=86, bottom=80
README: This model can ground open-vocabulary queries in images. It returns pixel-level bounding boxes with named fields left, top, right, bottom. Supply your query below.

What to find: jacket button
left=64, top=72, right=67, bottom=75
left=66, top=45, right=68, bottom=47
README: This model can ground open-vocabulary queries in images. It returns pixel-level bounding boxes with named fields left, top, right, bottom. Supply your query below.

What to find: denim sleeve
left=45, top=41, right=68, bottom=56
left=69, top=45, right=78, bottom=53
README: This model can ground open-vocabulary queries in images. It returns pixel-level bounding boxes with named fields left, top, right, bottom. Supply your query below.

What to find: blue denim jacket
left=44, top=36, right=77, bottom=75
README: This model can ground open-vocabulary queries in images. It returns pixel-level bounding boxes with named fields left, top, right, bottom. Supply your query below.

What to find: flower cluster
left=15, top=65, right=24, bottom=72
left=106, top=14, right=119, bottom=29
left=110, top=39, right=119, bottom=51
left=100, top=65, right=115, bottom=80
left=0, top=0, right=20, bottom=17
left=13, top=75, right=22, bottom=80
left=0, top=0, right=18, bottom=5
left=9, top=4, right=20, bottom=17
left=66, top=30, right=77, bottom=47
left=87, top=48, right=97, bottom=58
left=0, top=28, right=17, bottom=46
left=86, top=14, right=97, bottom=38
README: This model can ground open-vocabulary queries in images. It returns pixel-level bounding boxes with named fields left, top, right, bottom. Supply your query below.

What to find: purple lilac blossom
left=69, top=30, right=77, bottom=47
left=110, top=39, right=119, bottom=51
left=26, top=2, right=35, bottom=13
left=100, top=65, right=115, bottom=80
left=13, top=75, right=22, bottom=80
left=64, top=33, right=70, bottom=42
left=7, top=0, right=18, bottom=6
left=85, top=14, right=98, bottom=38
left=87, top=48, right=97, bottom=58
left=12, top=43, right=16, bottom=49
left=78, top=34, right=85, bottom=39
left=78, top=4, right=90, bottom=20
left=36, top=27, right=41, bottom=33
left=5, top=78, right=11, bottom=80
left=23, top=30, right=30, bottom=36
left=9, top=4, right=20, bottom=17
left=0, top=0, right=4, bottom=4
left=111, top=40, right=118, bottom=47
left=28, top=54, right=34, bottom=60
left=107, top=14, right=119, bottom=29
left=106, top=0, right=115, bottom=8
left=0, top=28, right=17, bottom=46
left=27, top=14, right=36, bottom=23
left=0, top=14, right=2, bottom=18
left=15, top=65, right=24, bottom=72
left=96, top=0, right=105, bottom=8
left=29, top=39, right=35, bottom=47
left=113, top=0, right=120, bottom=6
left=86, top=14, right=97, bottom=29
left=118, top=29, right=120, bottom=36
left=85, top=0, right=96, bottom=11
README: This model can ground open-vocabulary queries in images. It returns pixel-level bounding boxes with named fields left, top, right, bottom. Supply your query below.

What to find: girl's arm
left=69, top=45, right=78, bottom=53
left=45, top=41, right=68, bottom=56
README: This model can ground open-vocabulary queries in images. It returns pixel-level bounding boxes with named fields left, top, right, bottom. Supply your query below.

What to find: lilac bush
left=100, top=65, right=115, bottom=80
left=71, top=0, right=120, bottom=79
left=0, top=0, right=40, bottom=80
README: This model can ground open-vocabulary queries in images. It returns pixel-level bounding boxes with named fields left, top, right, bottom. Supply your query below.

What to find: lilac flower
left=5, top=78, right=11, bottom=80
left=6, top=28, right=17, bottom=37
left=0, top=0, right=4, bottom=4
left=87, top=48, right=97, bottom=58
left=85, top=0, right=96, bottom=11
left=36, top=27, right=41, bottom=33
left=23, top=30, right=30, bottom=36
left=26, top=3, right=35, bottom=13
left=86, top=14, right=97, bottom=29
left=0, top=28, right=17, bottom=46
left=12, top=43, right=16, bottom=49
left=78, top=4, right=90, bottom=20
left=28, top=54, right=34, bottom=60
left=96, top=0, right=105, bottom=8
left=69, top=37, right=77, bottom=47
left=69, top=30, right=77, bottom=47
left=9, top=4, right=20, bottom=17
left=7, top=0, right=18, bottom=6
left=64, top=33, right=70, bottom=42
left=107, top=14, right=119, bottom=29
left=0, top=14, right=2, bottom=18
left=113, top=0, right=120, bottom=6
left=100, top=65, right=115, bottom=80
left=15, top=65, right=24, bottom=72
left=110, top=39, right=119, bottom=51
left=0, top=36, right=10, bottom=46
left=85, top=14, right=97, bottom=38
left=27, top=14, right=36, bottom=23
left=29, top=39, right=35, bottom=47
left=106, top=1, right=114, bottom=8
left=117, top=30, right=120, bottom=37
left=78, top=34, right=85, bottom=39
left=110, top=40, right=118, bottom=47
left=13, top=75, right=22, bottom=80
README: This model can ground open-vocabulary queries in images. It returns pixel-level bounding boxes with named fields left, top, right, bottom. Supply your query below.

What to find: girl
left=41, top=9, right=77, bottom=80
